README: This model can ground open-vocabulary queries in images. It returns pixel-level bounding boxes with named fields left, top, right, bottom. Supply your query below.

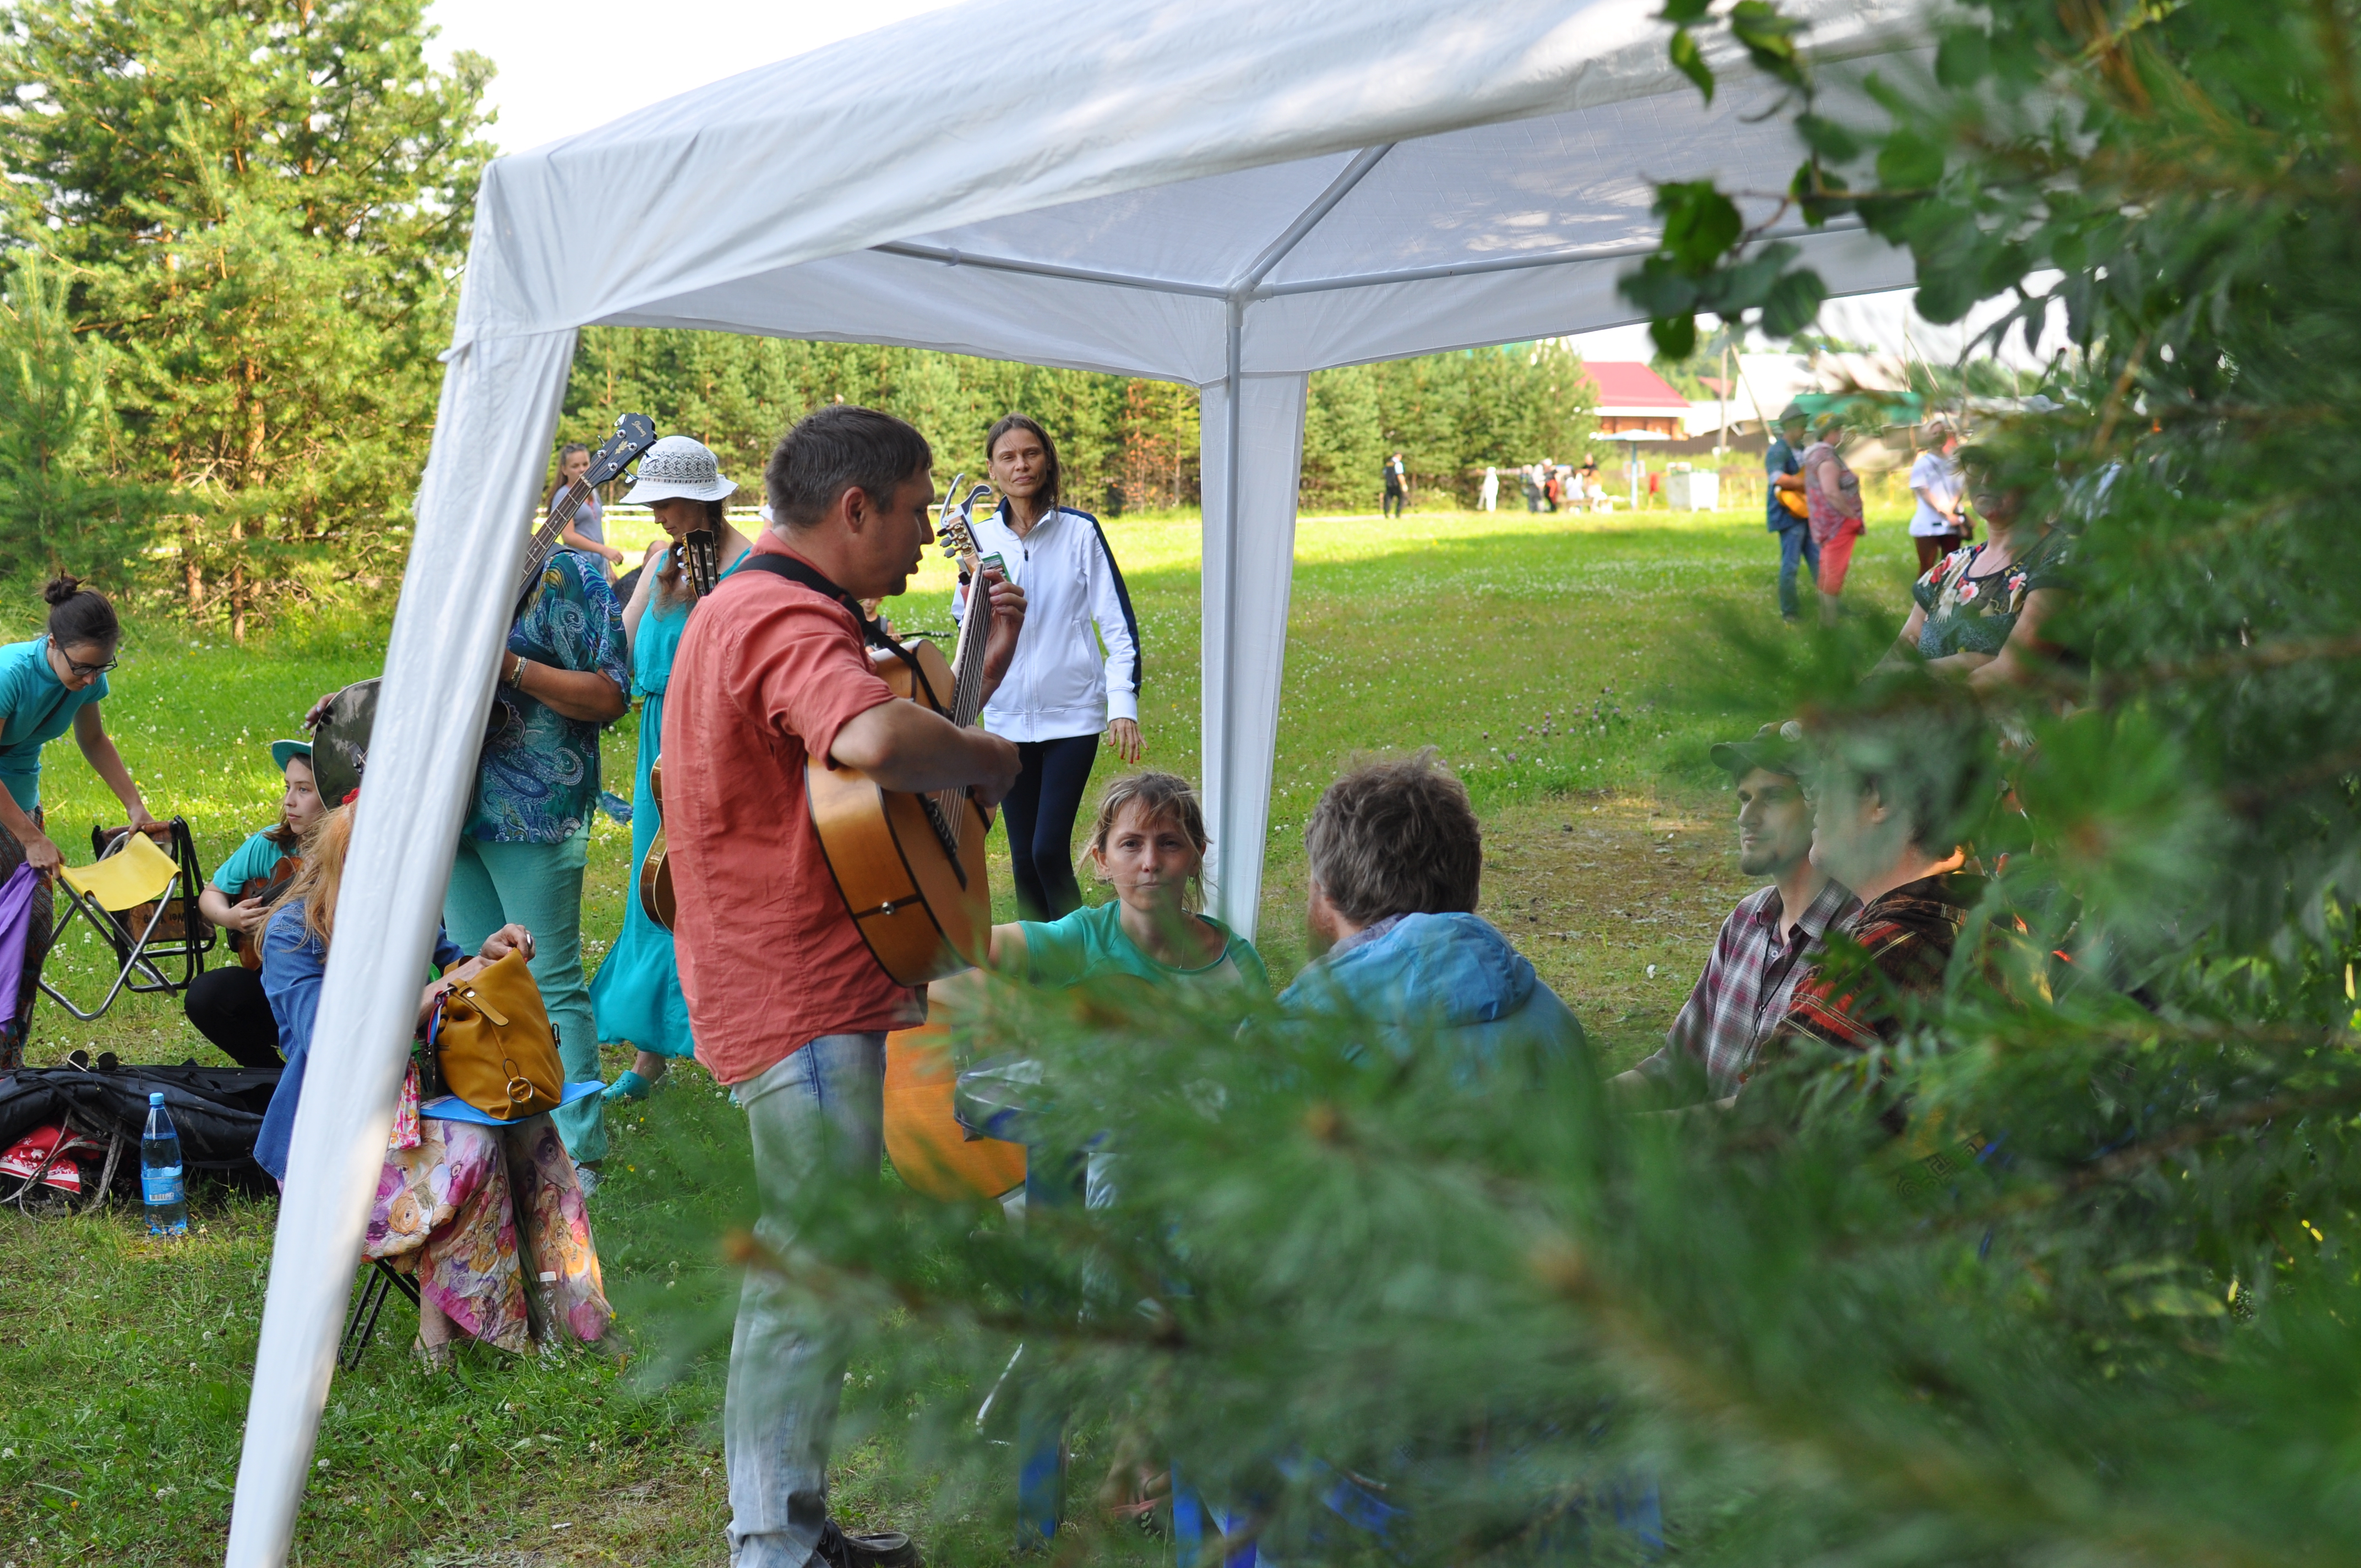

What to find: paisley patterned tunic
left=465, top=549, right=629, bottom=843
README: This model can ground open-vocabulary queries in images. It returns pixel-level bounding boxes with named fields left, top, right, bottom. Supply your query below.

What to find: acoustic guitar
left=807, top=481, right=1005, bottom=986
left=308, top=412, right=660, bottom=805
left=227, top=854, right=298, bottom=972
left=637, top=526, right=723, bottom=930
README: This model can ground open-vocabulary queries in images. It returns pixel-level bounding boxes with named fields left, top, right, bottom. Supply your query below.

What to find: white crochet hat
left=621, top=435, right=738, bottom=504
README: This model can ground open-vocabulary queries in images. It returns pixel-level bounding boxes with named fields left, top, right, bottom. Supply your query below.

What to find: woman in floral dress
left=258, top=803, right=613, bottom=1366
left=1878, top=452, right=2070, bottom=690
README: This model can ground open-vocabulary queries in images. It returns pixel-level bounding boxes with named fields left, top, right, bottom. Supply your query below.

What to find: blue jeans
left=1775, top=523, right=1821, bottom=620
left=726, top=1033, right=889, bottom=1568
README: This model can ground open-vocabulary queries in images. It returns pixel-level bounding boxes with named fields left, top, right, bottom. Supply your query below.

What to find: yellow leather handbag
left=431, top=950, right=565, bottom=1121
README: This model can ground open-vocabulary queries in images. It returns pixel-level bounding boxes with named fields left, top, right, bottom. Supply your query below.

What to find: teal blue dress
left=589, top=548, right=743, bottom=1061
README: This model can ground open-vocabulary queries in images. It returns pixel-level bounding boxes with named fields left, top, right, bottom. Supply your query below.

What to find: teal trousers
left=444, top=824, right=604, bottom=1163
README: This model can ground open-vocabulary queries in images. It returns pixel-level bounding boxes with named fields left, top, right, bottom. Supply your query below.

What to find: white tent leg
left=225, top=328, right=579, bottom=1568
left=1197, top=367, right=1309, bottom=945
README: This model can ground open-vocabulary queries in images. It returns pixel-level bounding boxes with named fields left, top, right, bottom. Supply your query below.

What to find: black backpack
left=0, top=1063, right=281, bottom=1205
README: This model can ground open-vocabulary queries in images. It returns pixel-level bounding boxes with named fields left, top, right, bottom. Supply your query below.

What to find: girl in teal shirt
left=986, top=771, right=1266, bottom=995
left=0, top=576, right=161, bottom=1068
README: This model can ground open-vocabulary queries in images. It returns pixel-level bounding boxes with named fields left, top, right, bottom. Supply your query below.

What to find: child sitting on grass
left=955, top=772, right=1267, bottom=1545
left=985, top=769, right=1267, bottom=998
left=1282, top=749, right=1590, bottom=1072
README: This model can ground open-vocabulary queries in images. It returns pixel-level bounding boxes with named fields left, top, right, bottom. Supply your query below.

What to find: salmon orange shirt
left=662, top=537, right=923, bottom=1085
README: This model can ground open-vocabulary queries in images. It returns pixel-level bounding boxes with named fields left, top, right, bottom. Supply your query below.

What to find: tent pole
left=224, top=328, right=581, bottom=1568
left=1199, top=302, right=1308, bottom=944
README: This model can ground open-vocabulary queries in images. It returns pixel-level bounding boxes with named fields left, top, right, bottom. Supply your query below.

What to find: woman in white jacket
left=953, top=413, right=1144, bottom=919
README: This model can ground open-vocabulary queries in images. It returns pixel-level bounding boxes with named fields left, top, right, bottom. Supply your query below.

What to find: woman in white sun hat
left=591, top=435, right=755, bottom=1103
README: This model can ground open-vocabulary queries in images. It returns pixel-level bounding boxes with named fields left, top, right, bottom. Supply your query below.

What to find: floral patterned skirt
left=362, top=1113, right=610, bottom=1354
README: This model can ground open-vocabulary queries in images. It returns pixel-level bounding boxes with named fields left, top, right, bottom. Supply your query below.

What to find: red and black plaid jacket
left=1770, top=874, right=1982, bottom=1060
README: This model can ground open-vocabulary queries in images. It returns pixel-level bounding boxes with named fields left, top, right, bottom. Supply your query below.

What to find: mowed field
left=0, top=500, right=1920, bottom=1565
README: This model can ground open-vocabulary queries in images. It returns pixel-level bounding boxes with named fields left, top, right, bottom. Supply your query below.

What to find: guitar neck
left=945, top=553, right=1003, bottom=729
left=519, top=480, right=594, bottom=602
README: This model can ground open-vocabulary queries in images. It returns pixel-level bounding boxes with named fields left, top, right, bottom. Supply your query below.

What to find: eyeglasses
left=63, top=652, right=118, bottom=679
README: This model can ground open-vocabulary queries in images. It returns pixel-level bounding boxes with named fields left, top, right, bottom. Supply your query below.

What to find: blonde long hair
left=272, top=803, right=353, bottom=950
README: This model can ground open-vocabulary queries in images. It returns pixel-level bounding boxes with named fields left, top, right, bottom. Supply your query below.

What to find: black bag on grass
left=0, top=1064, right=281, bottom=1202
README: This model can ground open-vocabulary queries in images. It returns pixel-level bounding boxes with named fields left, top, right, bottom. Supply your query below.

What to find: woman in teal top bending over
left=0, top=576, right=161, bottom=1068
left=590, top=437, right=754, bottom=1103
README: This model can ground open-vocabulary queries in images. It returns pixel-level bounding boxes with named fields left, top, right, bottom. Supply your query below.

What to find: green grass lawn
left=0, top=501, right=1921, bottom=1565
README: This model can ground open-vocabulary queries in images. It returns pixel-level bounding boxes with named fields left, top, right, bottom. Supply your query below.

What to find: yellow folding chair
left=42, top=823, right=207, bottom=1021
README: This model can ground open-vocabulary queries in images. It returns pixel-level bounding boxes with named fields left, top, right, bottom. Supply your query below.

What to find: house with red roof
left=1577, top=361, right=1691, bottom=438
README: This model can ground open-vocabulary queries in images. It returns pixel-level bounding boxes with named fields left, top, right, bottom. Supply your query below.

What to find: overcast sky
left=420, top=0, right=2050, bottom=373
left=423, top=0, right=962, bottom=157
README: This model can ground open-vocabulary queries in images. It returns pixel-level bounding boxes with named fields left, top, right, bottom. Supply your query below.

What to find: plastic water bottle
left=142, top=1091, right=187, bottom=1237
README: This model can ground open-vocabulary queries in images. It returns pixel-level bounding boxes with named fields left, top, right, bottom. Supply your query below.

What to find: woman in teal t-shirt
left=590, top=437, right=754, bottom=1102
left=0, top=576, right=161, bottom=1068
left=986, top=771, right=1267, bottom=996
left=969, top=771, right=1263, bottom=1545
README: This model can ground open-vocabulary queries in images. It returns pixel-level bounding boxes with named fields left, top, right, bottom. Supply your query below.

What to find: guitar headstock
left=934, top=479, right=998, bottom=565
left=586, top=413, right=659, bottom=489
left=681, top=529, right=721, bottom=598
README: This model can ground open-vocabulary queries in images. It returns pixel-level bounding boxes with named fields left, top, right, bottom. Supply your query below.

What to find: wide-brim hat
left=620, top=434, right=739, bottom=505
left=1710, top=721, right=1807, bottom=780
left=269, top=738, right=312, bottom=772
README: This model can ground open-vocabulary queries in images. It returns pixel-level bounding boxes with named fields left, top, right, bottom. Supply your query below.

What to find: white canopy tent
left=225, top=0, right=1928, bottom=1558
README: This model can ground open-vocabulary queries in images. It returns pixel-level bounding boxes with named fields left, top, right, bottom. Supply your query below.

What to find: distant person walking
left=1765, top=404, right=1815, bottom=622
left=1382, top=451, right=1410, bottom=517
left=1521, top=465, right=1542, bottom=512
left=1908, top=418, right=1969, bottom=573
left=551, top=442, right=626, bottom=580
left=1803, top=411, right=1867, bottom=626
left=1479, top=466, right=1499, bottom=512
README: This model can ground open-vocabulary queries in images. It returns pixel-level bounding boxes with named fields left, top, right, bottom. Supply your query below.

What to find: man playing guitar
left=664, top=404, right=1025, bottom=1568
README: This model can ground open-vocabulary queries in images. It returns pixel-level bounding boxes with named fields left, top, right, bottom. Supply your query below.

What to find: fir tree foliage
left=0, top=0, right=492, bottom=636
left=0, top=251, right=158, bottom=589
left=558, top=330, right=1593, bottom=516
left=633, top=4, right=2361, bottom=1562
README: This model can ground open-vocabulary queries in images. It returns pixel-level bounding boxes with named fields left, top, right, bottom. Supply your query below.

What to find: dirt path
left=1477, top=786, right=1759, bottom=1071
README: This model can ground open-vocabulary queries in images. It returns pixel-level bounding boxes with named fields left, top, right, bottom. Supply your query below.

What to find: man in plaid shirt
left=1614, top=723, right=1858, bottom=1106
left=1754, top=712, right=1982, bottom=1126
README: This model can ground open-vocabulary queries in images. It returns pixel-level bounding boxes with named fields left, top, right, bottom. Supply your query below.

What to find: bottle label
left=143, top=1165, right=184, bottom=1206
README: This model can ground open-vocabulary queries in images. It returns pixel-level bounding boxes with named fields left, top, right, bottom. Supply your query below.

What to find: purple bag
left=0, top=860, right=41, bottom=1024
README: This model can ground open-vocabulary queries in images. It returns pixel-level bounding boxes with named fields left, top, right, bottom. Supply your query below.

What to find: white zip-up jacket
left=952, top=502, right=1141, bottom=742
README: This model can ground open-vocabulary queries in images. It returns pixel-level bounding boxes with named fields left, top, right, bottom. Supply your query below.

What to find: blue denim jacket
left=253, top=903, right=464, bottom=1182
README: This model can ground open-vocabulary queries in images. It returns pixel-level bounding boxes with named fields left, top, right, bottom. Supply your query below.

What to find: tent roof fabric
left=1581, top=361, right=1694, bottom=414
left=459, top=0, right=1932, bottom=381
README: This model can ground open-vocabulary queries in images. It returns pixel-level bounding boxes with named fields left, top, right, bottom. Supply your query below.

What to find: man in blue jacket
left=1279, top=750, right=1588, bottom=1072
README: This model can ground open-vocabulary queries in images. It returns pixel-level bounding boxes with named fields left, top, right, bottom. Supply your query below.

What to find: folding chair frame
left=340, top=1259, right=422, bottom=1370
left=39, top=816, right=213, bottom=1022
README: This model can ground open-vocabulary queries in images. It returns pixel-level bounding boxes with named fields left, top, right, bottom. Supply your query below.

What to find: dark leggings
left=184, top=964, right=283, bottom=1069
left=1000, top=733, right=1101, bottom=922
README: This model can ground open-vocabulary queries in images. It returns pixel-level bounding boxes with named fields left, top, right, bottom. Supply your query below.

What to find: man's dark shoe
left=813, top=1518, right=919, bottom=1568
